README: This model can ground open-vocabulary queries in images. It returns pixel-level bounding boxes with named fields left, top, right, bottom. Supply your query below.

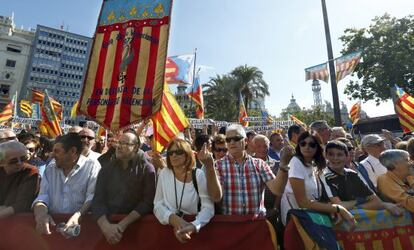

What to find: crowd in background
left=1, top=120, right=414, bottom=247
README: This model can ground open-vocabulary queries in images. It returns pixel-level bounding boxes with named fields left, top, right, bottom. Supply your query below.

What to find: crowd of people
left=1, top=121, right=414, bottom=247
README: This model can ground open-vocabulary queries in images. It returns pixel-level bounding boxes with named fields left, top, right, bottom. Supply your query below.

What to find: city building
left=0, top=14, right=35, bottom=110
left=21, top=25, right=92, bottom=125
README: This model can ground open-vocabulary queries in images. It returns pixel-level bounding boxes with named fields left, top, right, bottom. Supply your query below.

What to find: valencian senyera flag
left=305, top=63, right=329, bottom=83
left=40, top=90, right=62, bottom=138
left=187, top=73, right=204, bottom=119
left=28, top=88, right=63, bottom=120
left=79, top=0, right=173, bottom=131
left=335, top=51, right=362, bottom=83
left=349, top=102, right=361, bottom=125
left=290, top=115, right=307, bottom=128
left=395, top=85, right=414, bottom=133
left=20, top=100, right=33, bottom=118
left=239, top=92, right=249, bottom=127
left=152, top=84, right=189, bottom=152
left=165, top=54, right=195, bottom=84
left=0, top=101, right=14, bottom=124
left=70, top=101, right=79, bottom=118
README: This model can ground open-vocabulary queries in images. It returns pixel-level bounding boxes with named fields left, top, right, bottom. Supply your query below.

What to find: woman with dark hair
left=21, top=138, right=46, bottom=177
left=280, top=131, right=356, bottom=229
left=153, top=138, right=214, bottom=243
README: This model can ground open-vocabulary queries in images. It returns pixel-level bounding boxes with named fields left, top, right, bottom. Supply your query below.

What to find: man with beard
left=79, top=128, right=101, bottom=161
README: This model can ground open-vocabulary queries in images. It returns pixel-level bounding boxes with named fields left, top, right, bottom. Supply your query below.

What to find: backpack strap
left=192, top=168, right=201, bottom=212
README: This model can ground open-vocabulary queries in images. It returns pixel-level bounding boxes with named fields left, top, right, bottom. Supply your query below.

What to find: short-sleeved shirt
left=215, top=153, right=275, bottom=215
left=281, top=156, right=323, bottom=225
left=322, top=167, right=373, bottom=201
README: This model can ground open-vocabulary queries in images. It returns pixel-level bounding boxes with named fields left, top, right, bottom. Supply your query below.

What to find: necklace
left=173, top=169, right=187, bottom=217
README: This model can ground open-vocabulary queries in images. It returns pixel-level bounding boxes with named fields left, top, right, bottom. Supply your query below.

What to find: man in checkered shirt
left=198, top=124, right=281, bottom=215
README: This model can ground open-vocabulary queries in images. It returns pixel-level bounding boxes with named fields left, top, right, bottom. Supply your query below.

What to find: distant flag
left=305, top=63, right=329, bottom=83
left=0, top=101, right=14, bottom=124
left=349, top=102, right=361, bottom=125
left=261, top=110, right=274, bottom=125
left=20, top=100, right=33, bottom=118
left=290, top=115, right=307, bottom=128
left=39, top=90, right=62, bottom=138
left=28, top=88, right=63, bottom=120
left=239, top=92, right=249, bottom=127
left=335, top=51, right=362, bottom=82
left=96, top=126, right=106, bottom=137
left=165, top=54, right=195, bottom=85
left=187, top=73, right=204, bottom=119
left=70, top=101, right=79, bottom=118
left=394, top=85, right=414, bottom=133
left=78, top=0, right=173, bottom=131
left=152, top=84, right=189, bottom=153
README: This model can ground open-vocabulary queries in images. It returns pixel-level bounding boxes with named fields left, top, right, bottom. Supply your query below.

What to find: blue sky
left=3, top=0, right=414, bottom=118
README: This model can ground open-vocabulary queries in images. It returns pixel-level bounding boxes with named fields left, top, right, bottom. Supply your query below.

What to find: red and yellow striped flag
left=335, top=51, right=362, bottom=83
left=239, top=92, right=249, bottom=127
left=395, top=85, right=414, bottom=133
left=152, top=85, right=189, bottom=153
left=30, top=89, right=63, bottom=120
left=39, top=90, right=62, bottom=138
left=290, top=115, right=307, bottom=128
left=349, top=102, right=361, bottom=125
left=0, top=101, right=13, bottom=124
left=79, top=0, right=173, bottom=131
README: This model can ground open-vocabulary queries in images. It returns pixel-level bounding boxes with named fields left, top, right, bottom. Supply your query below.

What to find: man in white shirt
left=33, top=133, right=101, bottom=235
left=79, top=128, right=101, bottom=161
left=360, top=134, right=387, bottom=187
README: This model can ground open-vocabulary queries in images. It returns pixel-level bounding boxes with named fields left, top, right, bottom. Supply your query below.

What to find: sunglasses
left=299, top=141, right=317, bottom=149
left=214, top=147, right=228, bottom=153
left=7, top=155, right=29, bottom=165
left=167, top=149, right=185, bottom=157
left=225, top=136, right=244, bottom=143
left=27, top=147, right=36, bottom=153
left=80, top=135, right=95, bottom=141
left=117, top=141, right=136, bottom=147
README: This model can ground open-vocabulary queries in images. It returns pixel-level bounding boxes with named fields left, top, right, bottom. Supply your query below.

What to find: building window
left=7, top=46, right=22, bottom=53
left=5, top=60, right=16, bottom=68
left=0, top=85, right=10, bottom=97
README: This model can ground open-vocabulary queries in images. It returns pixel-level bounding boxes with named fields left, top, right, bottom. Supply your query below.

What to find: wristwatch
left=279, top=165, right=290, bottom=173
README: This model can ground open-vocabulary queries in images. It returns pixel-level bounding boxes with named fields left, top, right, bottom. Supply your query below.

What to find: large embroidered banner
left=79, top=0, right=173, bottom=131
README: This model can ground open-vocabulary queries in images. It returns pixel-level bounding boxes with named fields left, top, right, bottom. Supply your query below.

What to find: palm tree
left=203, top=75, right=238, bottom=121
left=230, top=65, right=270, bottom=111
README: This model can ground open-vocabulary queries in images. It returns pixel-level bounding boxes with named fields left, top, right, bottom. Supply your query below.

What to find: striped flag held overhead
left=239, top=92, right=249, bottom=127
left=349, top=102, right=361, bottom=125
left=0, top=101, right=13, bottom=124
left=39, top=90, right=62, bottom=138
left=79, top=0, right=173, bottom=131
left=305, top=63, right=329, bottom=83
left=152, top=84, right=189, bottom=153
left=395, top=85, right=414, bottom=133
left=29, top=88, right=63, bottom=120
left=290, top=115, right=307, bottom=128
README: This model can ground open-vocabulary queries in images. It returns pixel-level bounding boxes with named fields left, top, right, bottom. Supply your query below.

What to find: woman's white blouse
left=153, top=167, right=214, bottom=232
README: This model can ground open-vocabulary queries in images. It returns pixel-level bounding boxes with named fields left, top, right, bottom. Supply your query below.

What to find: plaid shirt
left=215, top=153, right=275, bottom=215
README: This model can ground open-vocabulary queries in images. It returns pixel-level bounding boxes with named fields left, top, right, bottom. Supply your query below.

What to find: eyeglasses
left=299, top=141, right=317, bottom=149
left=214, top=147, right=228, bottom=153
left=225, top=136, right=244, bottom=143
left=80, top=135, right=95, bottom=141
left=7, top=155, right=29, bottom=165
left=26, top=147, right=36, bottom=153
left=117, top=141, right=136, bottom=147
left=167, top=149, right=185, bottom=156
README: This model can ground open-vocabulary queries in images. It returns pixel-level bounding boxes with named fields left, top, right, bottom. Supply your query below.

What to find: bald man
left=0, top=129, right=17, bottom=143
left=79, top=128, right=101, bottom=161
left=0, top=141, right=40, bottom=218
left=68, top=126, right=83, bottom=134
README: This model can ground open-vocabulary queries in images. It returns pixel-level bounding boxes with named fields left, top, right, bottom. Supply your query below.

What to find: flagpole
left=189, top=48, right=197, bottom=118
left=321, top=0, right=341, bottom=126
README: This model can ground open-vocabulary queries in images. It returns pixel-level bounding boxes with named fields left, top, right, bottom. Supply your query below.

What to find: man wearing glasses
left=0, top=141, right=40, bottom=218
left=32, top=133, right=101, bottom=235
left=92, top=131, right=156, bottom=245
left=79, top=128, right=101, bottom=161
left=359, top=134, right=387, bottom=187
left=199, top=124, right=280, bottom=215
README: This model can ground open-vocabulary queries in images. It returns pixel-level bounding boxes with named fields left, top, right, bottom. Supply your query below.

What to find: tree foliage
left=280, top=106, right=335, bottom=126
left=203, top=65, right=269, bottom=121
left=340, top=14, right=414, bottom=103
